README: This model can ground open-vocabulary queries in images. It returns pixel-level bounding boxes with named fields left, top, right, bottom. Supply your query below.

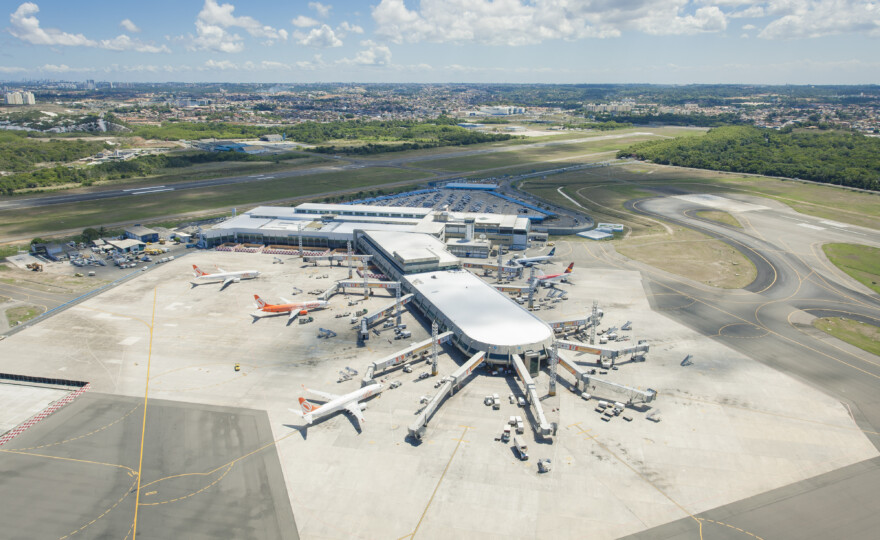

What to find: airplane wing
left=307, top=388, right=340, bottom=401
left=280, top=297, right=292, bottom=304
left=288, top=310, right=299, bottom=320
left=345, top=403, right=366, bottom=426
left=217, top=268, right=226, bottom=273
left=222, top=277, right=234, bottom=287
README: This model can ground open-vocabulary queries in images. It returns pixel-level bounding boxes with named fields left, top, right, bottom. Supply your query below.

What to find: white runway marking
left=798, top=223, right=826, bottom=231
left=119, top=336, right=141, bottom=346
left=821, top=220, right=849, bottom=228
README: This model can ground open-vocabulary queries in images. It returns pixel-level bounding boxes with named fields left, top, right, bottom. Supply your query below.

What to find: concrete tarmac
left=604, top=192, right=880, bottom=539
left=0, top=392, right=296, bottom=540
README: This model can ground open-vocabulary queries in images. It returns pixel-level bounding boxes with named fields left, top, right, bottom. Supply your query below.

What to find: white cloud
left=100, top=34, right=171, bottom=53
left=373, top=0, right=733, bottom=44
left=0, top=66, right=27, bottom=73
left=309, top=2, right=332, bottom=18
left=9, top=3, right=97, bottom=46
left=340, top=40, right=392, bottom=65
left=191, top=0, right=287, bottom=52
left=296, top=24, right=343, bottom=47
left=39, top=63, right=93, bottom=73
left=203, top=59, right=238, bottom=70
left=120, top=19, right=141, bottom=33
left=292, top=15, right=319, bottom=27
left=759, top=1, right=880, bottom=39
left=729, top=5, right=765, bottom=18
left=9, top=3, right=170, bottom=53
left=337, top=21, right=364, bottom=35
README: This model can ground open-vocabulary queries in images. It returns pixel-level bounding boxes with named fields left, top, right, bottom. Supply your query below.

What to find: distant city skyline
left=1, top=0, right=878, bottom=85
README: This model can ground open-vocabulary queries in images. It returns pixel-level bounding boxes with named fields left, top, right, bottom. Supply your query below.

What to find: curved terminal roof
left=405, top=270, right=554, bottom=355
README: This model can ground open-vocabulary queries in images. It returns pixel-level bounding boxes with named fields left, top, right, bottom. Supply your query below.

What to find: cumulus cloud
left=309, top=2, right=332, bottom=17
left=191, top=0, right=288, bottom=52
left=9, top=3, right=169, bottom=52
left=10, top=3, right=97, bottom=46
left=340, top=40, right=392, bottom=65
left=296, top=24, right=343, bottom=47
left=120, top=18, right=141, bottom=33
left=759, top=1, right=880, bottom=39
left=292, top=15, right=319, bottom=27
left=370, top=0, right=754, bottom=44
left=100, top=34, right=171, bottom=53
left=0, top=66, right=27, bottom=73
left=337, top=21, right=364, bottom=35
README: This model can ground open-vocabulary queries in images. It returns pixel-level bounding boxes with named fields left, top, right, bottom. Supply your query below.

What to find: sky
left=0, top=0, right=878, bottom=85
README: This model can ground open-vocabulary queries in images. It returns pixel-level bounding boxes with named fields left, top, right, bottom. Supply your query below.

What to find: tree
left=81, top=228, right=100, bottom=242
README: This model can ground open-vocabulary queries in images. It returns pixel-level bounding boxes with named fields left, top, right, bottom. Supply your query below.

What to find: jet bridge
left=362, top=331, right=454, bottom=386
left=556, top=351, right=657, bottom=405
left=511, top=354, right=553, bottom=437
left=363, top=294, right=414, bottom=327
left=408, top=351, right=486, bottom=441
left=555, top=339, right=649, bottom=361
left=547, top=311, right=603, bottom=333
left=319, top=280, right=401, bottom=301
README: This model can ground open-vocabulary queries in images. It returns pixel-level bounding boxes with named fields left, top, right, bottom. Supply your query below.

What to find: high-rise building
left=22, top=91, right=35, bottom=105
left=5, top=92, right=23, bottom=105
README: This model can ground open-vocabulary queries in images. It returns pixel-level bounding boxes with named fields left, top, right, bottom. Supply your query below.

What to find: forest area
left=620, top=126, right=880, bottom=191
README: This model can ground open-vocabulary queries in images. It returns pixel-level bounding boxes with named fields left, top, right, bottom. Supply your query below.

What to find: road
left=0, top=133, right=653, bottom=212
left=591, top=193, right=880, bottom=539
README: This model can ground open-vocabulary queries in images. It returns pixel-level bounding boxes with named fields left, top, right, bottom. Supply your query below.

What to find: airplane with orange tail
left=533, top=262, right=574, bottom=287
left=289, top=383, right=383, bottom=430
left=191, top=264, right=259, bottom=289
left=253, top=295, right=328, bottom=321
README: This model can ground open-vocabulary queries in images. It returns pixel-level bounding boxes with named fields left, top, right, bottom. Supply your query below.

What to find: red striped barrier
left=0, top=383, right=91, bottom=447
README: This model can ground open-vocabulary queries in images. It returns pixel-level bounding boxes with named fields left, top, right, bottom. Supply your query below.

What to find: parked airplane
left=511, top=247, right=555, bottom=267
left=290, top=383, right=383, bottom=430
left=253, top=295, right=328, bottom=320
left=192, top=265, right=260, bottom=288
left=534, top=263, right=574, bottom=287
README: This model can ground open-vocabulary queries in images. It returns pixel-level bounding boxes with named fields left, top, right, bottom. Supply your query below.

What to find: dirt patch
left=0, top=266, right=108, bottom=294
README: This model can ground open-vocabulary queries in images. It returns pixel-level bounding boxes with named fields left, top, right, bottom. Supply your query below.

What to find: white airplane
left=511, top=247, right=555, bottom=267
left=253, top=295, right=328, bottom=321
left=192, top=264, right=260, bottom=288
left=290, top=383, right=383, bottom=430
left=533, top=262, right=574, bottom=287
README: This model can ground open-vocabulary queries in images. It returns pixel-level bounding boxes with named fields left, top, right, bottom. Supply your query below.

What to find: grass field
left=0, top=167, right=427, bottom=240
left=417, top=133, right=664, bottom=173
left=812, top=317, right=880, bottom=357
left=822, top=243, right=880, bottom=295
left=5, top=305, right=45, bottom=326
left=695, top=210, right=742, bottom=228
left=615, top=227, right=757, bottom=288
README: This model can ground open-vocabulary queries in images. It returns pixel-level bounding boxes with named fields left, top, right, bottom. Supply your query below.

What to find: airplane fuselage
left=302, top=383, right=383, bottom=424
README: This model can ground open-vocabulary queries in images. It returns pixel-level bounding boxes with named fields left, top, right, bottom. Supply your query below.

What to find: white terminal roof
left=405, top=270, right=554, bottom=351
left=365, top=231, right=459, bottom=267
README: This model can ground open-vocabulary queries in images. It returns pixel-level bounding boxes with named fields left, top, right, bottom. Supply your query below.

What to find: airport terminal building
left=200, top=203, right=531, bottom=253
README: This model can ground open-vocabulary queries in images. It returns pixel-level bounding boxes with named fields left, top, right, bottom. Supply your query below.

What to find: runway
left=0, top=133, right=648, bottom=212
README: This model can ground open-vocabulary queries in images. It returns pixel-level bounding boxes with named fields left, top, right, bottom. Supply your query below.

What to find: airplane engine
left=234, top=278, right=241, bottom=283
left=358, top=403, right=368, bottom=411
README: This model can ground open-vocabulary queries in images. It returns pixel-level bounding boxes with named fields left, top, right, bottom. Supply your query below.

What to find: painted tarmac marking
left=132, top=287, right=158, bottom=540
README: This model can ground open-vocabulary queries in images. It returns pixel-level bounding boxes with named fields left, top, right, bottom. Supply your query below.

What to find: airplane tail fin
left=548, top=247, right=555, bottom=256
left=192, top=264, right=208, bottom=277
left=254, top=294, right=267, bottom=309
left=564, top=263, right=574, bottom=274
left=298, top=396, right=319, bottom=413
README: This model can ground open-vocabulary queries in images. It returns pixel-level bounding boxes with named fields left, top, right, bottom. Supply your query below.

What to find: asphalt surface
left=589, top=194, right=880, bottom=539
left=0, top=392, right=297, bottom=540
